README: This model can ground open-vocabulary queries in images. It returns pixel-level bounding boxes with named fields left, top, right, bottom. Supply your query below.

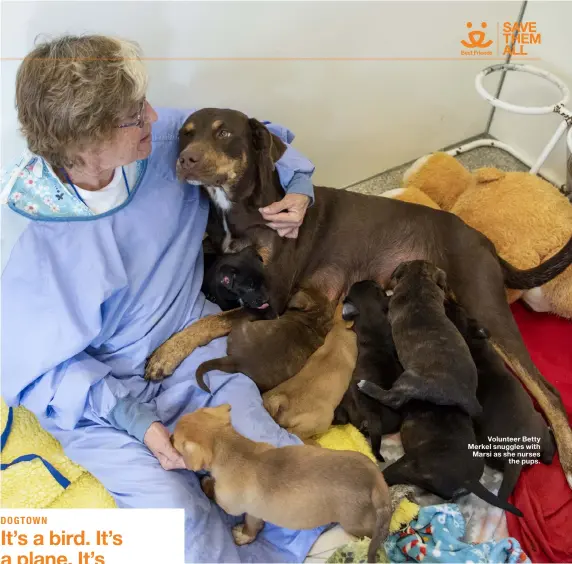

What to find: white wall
left=1, top=1, right=523, bottom=187
left=489, top=1, right=572, bottom=186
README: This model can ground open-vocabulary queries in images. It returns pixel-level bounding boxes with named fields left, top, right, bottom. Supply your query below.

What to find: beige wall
left=1, top=1, right=523, bottom=187
left=489, top=1, right=572, bottom=186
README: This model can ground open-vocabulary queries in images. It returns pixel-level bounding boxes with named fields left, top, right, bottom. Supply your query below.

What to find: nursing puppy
left=370, top=260, right=481, bottom=417
left=358, top=383, right=523, bottom=516
left=334, top=280, right=404, bottom=461
left=262, top=302, right=358, bottom=439
left=202, top=246, right=273, bottom=313
left=172, top=404, right=392, bottom=563
left=196, top=287, right=333, bottom=393
left=444, top=298, right=556, bottom=500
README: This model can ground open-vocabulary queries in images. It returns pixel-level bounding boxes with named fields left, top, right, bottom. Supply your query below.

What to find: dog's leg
left=145, top=308, right=250, bottom=381
left=232, top=514, right=265, bottom=546
left=367, top=417, right=385, bottom=463
left=497, top=463, right=522, bottom=501
left=357, top=379, right=405, bottom=410
left=449, top=255, right=572, bottom=488
left=200, top=476, right=216, bottom=500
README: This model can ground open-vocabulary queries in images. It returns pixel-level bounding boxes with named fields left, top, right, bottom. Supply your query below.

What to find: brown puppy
left=262, top=302, right=358, bottom=439
left=172, top=404, right=391, bottom=562
left=371, top=260, right=482, bottom=417
left=196, top=287, right=334, bottom=393
left=148, top=107, right=572, bottom=488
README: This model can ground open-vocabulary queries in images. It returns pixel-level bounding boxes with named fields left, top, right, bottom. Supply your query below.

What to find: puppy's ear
left=181, top=440, right=213, bottom=472
left=388, top=263, right=407, bottom=289
left=434, top=267, right=448, bottom=290
left=249, top=118, right=287, bottom=163
left=287, top=290, right=313, bottom=312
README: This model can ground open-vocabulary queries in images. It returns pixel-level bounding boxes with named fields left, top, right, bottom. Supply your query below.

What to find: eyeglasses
left=116, top=97, right=147, bottom=129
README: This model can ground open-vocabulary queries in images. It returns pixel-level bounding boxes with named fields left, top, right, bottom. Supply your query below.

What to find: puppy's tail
left=499, top=232, right=572, bottom=289
left=196, top=357, right=240, bottom=393
left=368, top=485, right=392, bottom=563
left=466, top=481, right=523, bottom=517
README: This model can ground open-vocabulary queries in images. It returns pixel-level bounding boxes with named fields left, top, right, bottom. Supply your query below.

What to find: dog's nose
left=179, top=150, right=202, bottom=168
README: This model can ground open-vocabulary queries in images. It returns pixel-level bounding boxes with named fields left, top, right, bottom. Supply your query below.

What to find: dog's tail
left=368, top=484, right=392, bottom=563
left=196, top=357, right=240, bottom=393
left=466, top=480, right=523, bottom=517
left=499, top=232, right=572, bottom=289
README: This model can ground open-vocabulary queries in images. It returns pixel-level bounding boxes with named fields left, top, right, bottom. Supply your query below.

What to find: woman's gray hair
left=16, top=34, right=148, bottom=168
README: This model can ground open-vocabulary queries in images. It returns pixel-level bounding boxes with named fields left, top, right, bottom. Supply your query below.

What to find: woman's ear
left=181, top=440, right=213, bottom=472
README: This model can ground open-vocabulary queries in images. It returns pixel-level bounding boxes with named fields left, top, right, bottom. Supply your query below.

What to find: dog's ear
left=181, top=440, right=213, bottom=472
left=388, top=262, right=408, bottom=289
left=249, top=118, right=287, bottom=163
left=434, top=267, right=448, bottom=290
left=287, top=290, right=313, bottom=312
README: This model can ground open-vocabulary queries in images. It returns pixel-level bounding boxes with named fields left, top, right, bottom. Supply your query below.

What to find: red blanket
left=506, top=302, right=572, bottom=563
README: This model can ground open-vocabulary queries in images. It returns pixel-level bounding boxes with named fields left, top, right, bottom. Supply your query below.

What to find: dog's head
left=177, top=108, right=287, bottom=201
left=171, top=404, right=232, bottom=472
left=216, top=248, right=270, bottom=310
left=389, top=260, right=448, bottom=291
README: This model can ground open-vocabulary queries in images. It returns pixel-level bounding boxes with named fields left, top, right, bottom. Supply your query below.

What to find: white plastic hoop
left=475, top=63, right=570, bottom=115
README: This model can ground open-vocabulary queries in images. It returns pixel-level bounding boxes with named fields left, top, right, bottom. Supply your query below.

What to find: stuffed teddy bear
left=382, top=152, right=572, bottom=320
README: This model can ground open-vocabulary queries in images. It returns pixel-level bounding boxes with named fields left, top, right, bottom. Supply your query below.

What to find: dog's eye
left=217, top=129, right=231, bottom=139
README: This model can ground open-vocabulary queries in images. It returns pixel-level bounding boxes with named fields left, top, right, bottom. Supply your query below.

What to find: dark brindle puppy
left=444, top=298, right=556, bottom=501
left=369, top=260, right=482, bottom=417
left=333, top=280, right=404, bottom=462
left=195, top=287, right=333, bottom=393
left=145, top=107, right=572, bottom=488
left=202, top=246, right=273, bottom=313
left=358, top=383, right=524, bottom=516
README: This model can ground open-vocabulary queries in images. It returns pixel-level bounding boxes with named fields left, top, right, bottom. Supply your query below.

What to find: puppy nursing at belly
left=334, top=280, right=404, bottom=462
left=371, top=260, right=482, bottom=417
left=445, top=298, right=556, bottom=501
left=172, top=404, right=392, bottom=562
left=197, top=287, right=334, bottom=393
left=262, top=301, right=358, bottom=439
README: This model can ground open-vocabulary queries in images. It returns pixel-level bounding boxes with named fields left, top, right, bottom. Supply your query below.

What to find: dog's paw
left=144, top=342, right=181, bottom=381
left=232, top=524, right=256, bottom=546
left=200, top=476, right=216, bottom=500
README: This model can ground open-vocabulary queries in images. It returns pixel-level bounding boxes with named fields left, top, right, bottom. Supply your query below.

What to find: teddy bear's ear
left=474, top=167, right=505, bottom=184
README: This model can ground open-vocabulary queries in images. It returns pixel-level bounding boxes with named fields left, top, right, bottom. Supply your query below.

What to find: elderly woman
left=1, top=35, right=322, bottom=562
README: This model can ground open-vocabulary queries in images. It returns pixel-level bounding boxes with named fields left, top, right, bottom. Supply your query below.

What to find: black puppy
left=444, top=298, right=556, bottom=501
left=369, top=260, right=481, bottom=417
left=334, top=280, right=404, bottom=461
left=358, top=382, right=523, bottom=517
left=202, top=246, right=274, bottom=314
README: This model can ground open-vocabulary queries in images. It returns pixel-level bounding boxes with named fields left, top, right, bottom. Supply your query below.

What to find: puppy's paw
left=144, top=341, right=183, bottom=381
left=200, top=476, right=216, bottom=500
left=232, top=524, right=256, bottom=546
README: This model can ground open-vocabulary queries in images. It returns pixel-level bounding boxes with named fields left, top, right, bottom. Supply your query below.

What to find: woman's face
left=79, top=99, right=158, bottom=173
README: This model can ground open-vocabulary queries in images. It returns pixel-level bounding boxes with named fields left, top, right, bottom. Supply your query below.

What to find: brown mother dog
left=146, top=108, right=572, bottom=488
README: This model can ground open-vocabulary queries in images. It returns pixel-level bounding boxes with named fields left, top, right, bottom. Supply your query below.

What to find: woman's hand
left=144, top=421, right=186, bottom=470
left=259, top=193, right=310, bottom=239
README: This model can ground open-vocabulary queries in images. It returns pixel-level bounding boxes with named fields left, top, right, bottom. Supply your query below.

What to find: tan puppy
left=172, top=404, right=391, bottom=562
left=262, top=302, right=359, bottom=439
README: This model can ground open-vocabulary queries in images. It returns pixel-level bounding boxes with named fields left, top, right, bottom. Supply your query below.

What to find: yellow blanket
left=0, top=398, right=116, bottom=509
left=1, top=398, right=375, bottom=509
